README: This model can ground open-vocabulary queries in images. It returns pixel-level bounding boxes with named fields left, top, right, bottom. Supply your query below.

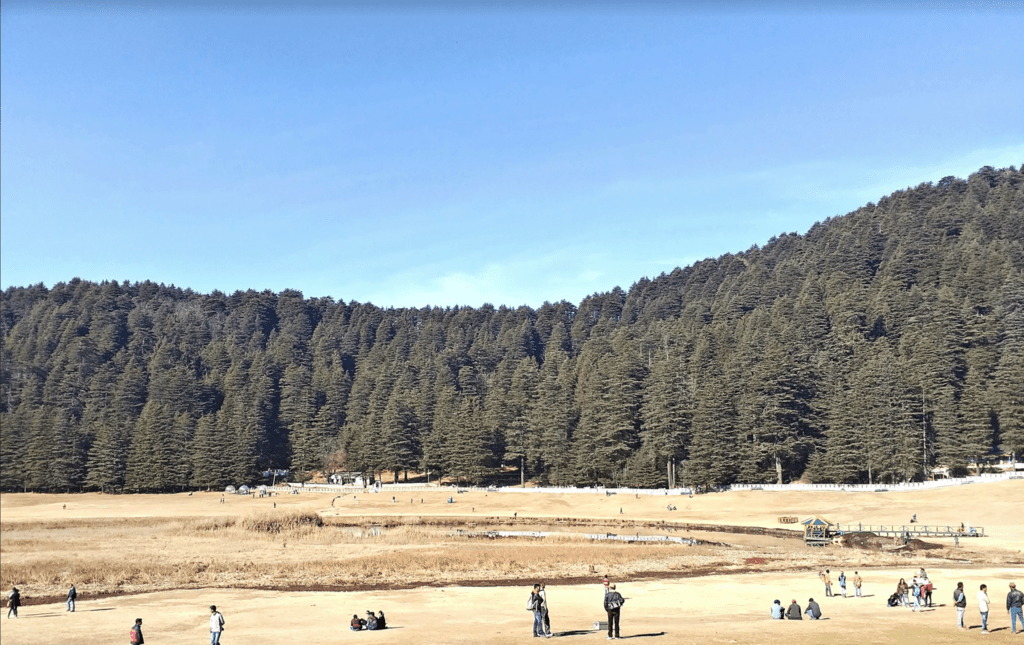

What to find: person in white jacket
left=978, top=585, right=990, bottom=634
left=209, top=605, right=225, bottom=644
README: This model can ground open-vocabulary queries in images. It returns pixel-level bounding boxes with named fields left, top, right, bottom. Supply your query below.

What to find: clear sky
left=2, top=1, right=1022, bottom=308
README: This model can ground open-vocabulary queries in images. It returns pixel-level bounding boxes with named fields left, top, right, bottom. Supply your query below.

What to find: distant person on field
left=1008, top=582, right=1024, bottom=634
left=838, top=571, right=847, bottom=597
left=898, top=578, right=909, bottom=606
left=819, top=569, right=832, bottom=597
left=911, top=580, right=922, bottom=611
left=209, top=605, right=225, bottom=644
left=130, top=618, right=144, bottom=644
left=786, top=599, right=802, bottom=620
left=7, top=587, right=21, bottom=619
left=978, top=584, right=990, bottom=633
left=375, top=610, right=387, bottom=629
left=923, top=577, right=933, bottom=607
left=365, top=610, right=378, bottom=630
left=604, top=583, right=625, bottom=639
left=853, top=571, right=863, bottom=597
left=954, top=581, right=967, bottom=629
left=770, top=599, right=784, bottom=619
left=67, top=583, right=77, bottom=612
left=350, top=614, right=365, bottom=630
left=805, top=598, right=822, bottom=620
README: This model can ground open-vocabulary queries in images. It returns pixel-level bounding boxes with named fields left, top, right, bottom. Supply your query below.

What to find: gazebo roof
left=801, top=516, right=834, bottom=527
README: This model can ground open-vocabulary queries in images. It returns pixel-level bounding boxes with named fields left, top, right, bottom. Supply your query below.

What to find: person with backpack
left=604, top=583, right=625, bottom=639
left=350, top=614, right=366, bottom=630
left=209, top=605, right=225, bottom=644
left=129, top=618, right=144, bottom=644
left=954, top=581, right=968, bottom=629
left=67, top=584, right=77, bottom=612
left=7, top=587, right=21, bottom=619
left=528, top=584, right=546, bottom=638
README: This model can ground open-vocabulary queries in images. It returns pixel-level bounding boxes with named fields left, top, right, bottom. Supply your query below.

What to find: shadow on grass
left=619, top=632, right=666, bottom=639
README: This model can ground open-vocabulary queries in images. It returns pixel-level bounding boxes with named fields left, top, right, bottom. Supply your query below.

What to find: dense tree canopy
left=2, top=166, right=1022, bottom=491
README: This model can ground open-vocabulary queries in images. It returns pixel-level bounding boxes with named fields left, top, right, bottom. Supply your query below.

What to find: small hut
left=802, top=516, right=836, bottom=546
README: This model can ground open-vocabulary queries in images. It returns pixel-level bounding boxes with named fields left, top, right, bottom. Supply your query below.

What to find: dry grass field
left=1, top=480, right=1021, bottom=644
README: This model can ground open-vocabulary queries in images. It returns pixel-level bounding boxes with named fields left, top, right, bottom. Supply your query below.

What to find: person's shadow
left=618, top=633, right=666, bottom=639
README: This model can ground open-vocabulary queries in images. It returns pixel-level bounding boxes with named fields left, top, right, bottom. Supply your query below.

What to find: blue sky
left=2, top=2, right=1022, bottom=308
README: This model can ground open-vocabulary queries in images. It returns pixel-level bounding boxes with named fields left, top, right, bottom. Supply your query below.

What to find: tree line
left=1, top=166, right=1022, bottom=492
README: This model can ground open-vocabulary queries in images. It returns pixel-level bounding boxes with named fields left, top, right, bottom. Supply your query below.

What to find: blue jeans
left=211, top=632, right=222, bottom=644
left=67, top=598, right=75, bottom=611
left=1011, top=606, right=1023, bottom=632
left=981, top=611, right=988, bottom=631
left=533, top=610, right=544, bottom=636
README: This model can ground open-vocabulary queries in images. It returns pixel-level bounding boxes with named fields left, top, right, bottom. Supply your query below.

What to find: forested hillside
left=2, top=166, right=1022, bottom=492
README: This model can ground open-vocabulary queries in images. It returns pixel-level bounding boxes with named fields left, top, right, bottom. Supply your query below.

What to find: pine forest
left=1, top=166, right=1022, bottom=492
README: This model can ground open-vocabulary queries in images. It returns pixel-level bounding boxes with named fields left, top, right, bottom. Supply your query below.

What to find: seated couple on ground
left=351, top=610, right=387, bottom=630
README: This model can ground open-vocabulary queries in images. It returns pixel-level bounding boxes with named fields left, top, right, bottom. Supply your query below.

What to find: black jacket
left=1008, top=589, right=1024, bottom=610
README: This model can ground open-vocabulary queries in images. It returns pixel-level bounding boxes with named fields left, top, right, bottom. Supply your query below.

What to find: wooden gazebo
left=802, top=516, right=836, bottom=546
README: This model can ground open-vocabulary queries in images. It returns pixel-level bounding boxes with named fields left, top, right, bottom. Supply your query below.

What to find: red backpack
left=130, top=626, right=141, bottom=644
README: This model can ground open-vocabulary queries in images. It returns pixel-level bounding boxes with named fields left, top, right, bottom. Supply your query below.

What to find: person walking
left=839, top=571, right=847, bottom=598
left=539, top=583, right=552, bottom=637
left=898, top=578, right=910, bottom=606
left=528, top=584, right=545, bottom=638
left=978, top=584, right=990, bottom=633
left=209, top=605, right=225, bottom=644
left=67, top=584, right=77, bottom=612
left=604, top=583, right=625, bottom=639
left=7, top=587, right=21, bottom=619
left=1008, top=582, right=1024, bottom=634
left=954, top=582, right=968, bottom=629
left=853, top=571, right=863, bottom=598
left=912, top=580, right=922, bottom=612
left=785, top=599, right=803, bottom=620
left=129, top=618, right=144, bottom=644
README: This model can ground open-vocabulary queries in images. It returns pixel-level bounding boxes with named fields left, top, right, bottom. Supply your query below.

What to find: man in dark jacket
left=1008, top=582, right=1024, bottom=634
left=604, top=583, right=625, bottom=639
left=786, top=599, right=802, bottom=620
left=7, top=587, right=21, bottom=619
left=805, top=598, right=822, bottom=619
left=67, top=584, right=77, bottom=612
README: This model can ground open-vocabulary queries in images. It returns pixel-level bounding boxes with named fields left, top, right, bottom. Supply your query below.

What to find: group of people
left=350, top=610, right=387, bottom=631
left=818, top=569, right=863, bottom=598
left=771, top=598, right=822, bottom=620
left=953, top=581, right=1024, bottom=634
left=525, top=579, right=626, bottom=640
left=527, top=583, right=554, bottom=638
left=890, top=570, right=933, bottom=610
left=128, top=605, right=224, bottom=644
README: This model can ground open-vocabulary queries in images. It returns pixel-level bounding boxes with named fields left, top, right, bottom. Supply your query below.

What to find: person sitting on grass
left=366, top=611, right=378, bottom=630
left=770, top=600, right=784, bottom=619
left=350, top=614, right=366, bottom=630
